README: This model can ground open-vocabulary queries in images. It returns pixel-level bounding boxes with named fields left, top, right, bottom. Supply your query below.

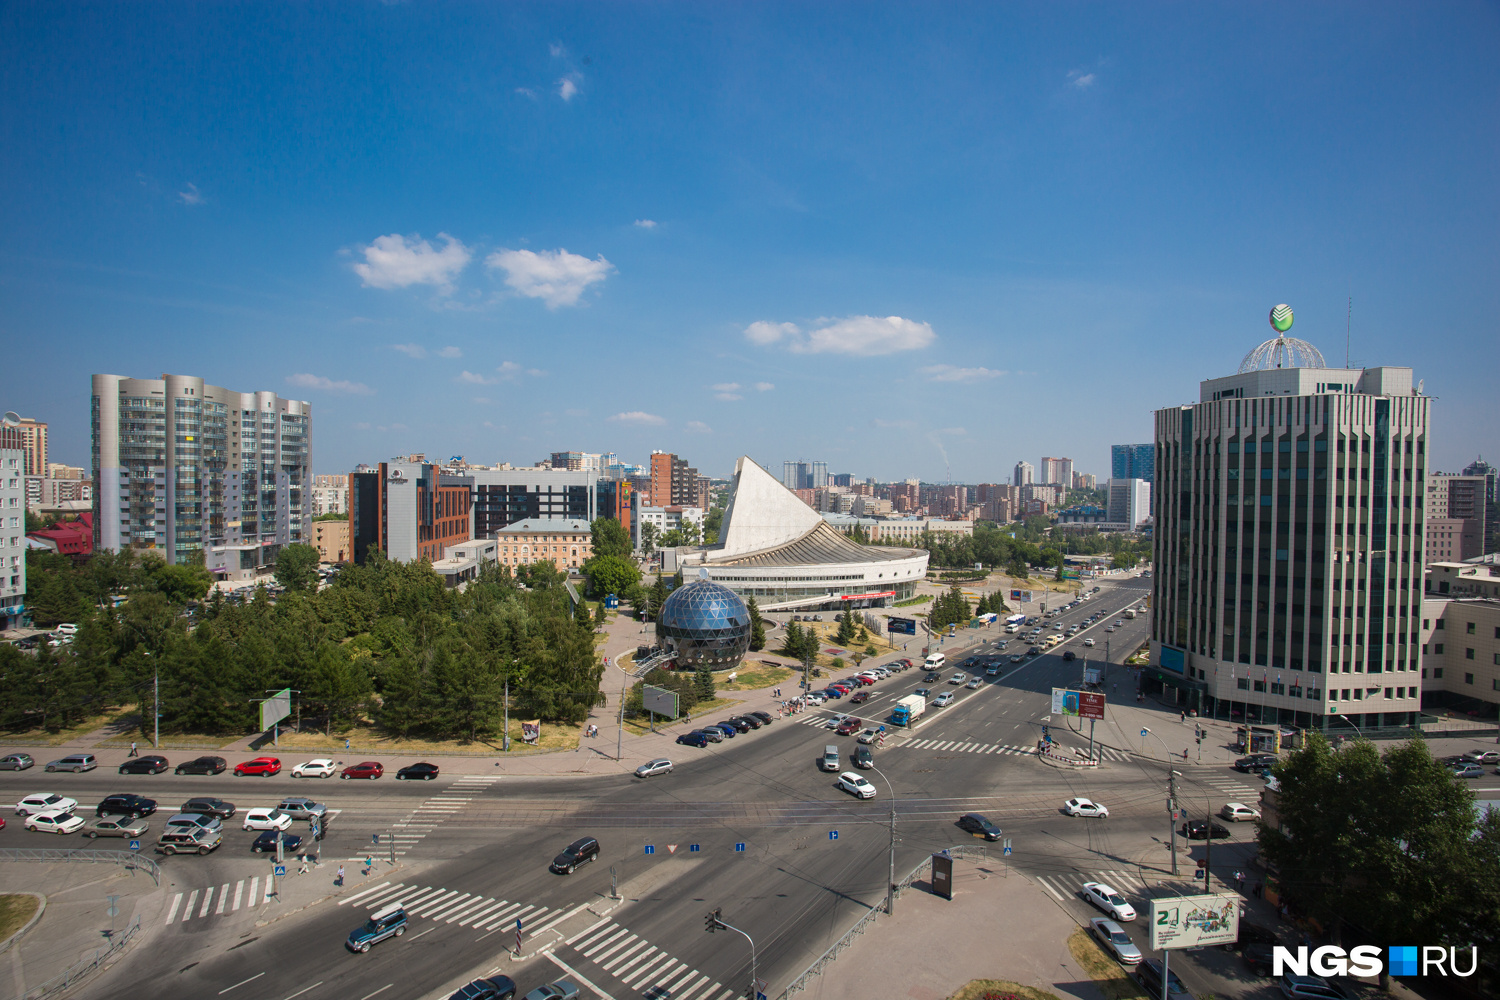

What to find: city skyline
left=4, top=5, right=1496, bottom=482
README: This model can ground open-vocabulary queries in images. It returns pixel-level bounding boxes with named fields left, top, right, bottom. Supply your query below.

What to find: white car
left=1081, top=881, right=1136, bottom=921
left=1220, top=802, right=1261, bottom=822
left=837, top=772, right=876, bottom=799
left=949, top=672, right=966, bottom=684
left=805, top=692, right=825, bottom=705
left=242, top=808, right=293, bottom=832
left=634, top=758, right=673, bottom=778
left=53, top=623, right=79, bottom=635
left=857, top=729, right=880, bottom=744
left=1063, top=798, right=1109, bottom=818
left=966, top=677, right=982, bottom=689
left=16, top=793, right=78, bottom=817
left=1010, top=655, right=1023, bottom=663
left=25, top=809, right=84, bottom=835
left=1089, top=917, right=1142, bottom=964
left=1082, top=638, right=1096, bottom=647
left=291, top=758, right=336, bottom=778
left=933, top=692, right=955, bottom=707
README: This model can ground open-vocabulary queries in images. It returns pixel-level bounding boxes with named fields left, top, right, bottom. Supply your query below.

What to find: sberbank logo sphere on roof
left=1269, top=303, right=1294, bottom=332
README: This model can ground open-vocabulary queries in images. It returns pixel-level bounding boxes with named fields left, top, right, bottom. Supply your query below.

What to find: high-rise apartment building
left=0, top=425, right=26, bottom=629
left=92, top=374, right=311, bottom=573
left=467, top=467, right=597, bottom=536
left=349, top=459, right=472, bottom=565
left=1013, top=461, right=1034, bottom=487
left=1039, top=457, right=1074, bottom=486
left=1106, top=479, right=1152, bottom=529
left=1425, top=472, right=1491, bottom=562
left=1111, top=444, right=1155, bottom=483
left=1073, top=472, right=1097, bottom=491
left=650, top=451, right=700, bottom=507
left=780, top=460, right=828, bottom=491
left=13, top=418, right=47, bottom=477
left=1150, top=335, right=1428, bottom=731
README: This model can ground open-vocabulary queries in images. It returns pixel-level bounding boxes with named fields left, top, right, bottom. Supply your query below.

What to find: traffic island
left=947, top=981, right=1065, bottom=1000
left=1066, top=927, right=1146, bottom=1000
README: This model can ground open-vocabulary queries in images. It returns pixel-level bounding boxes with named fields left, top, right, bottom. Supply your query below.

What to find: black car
left=735, top=715, right=762, bottom=730
left=118, top=755, right=170, bottom=775
left=175, top=755, right=227, bottom=775
left=450, top=976, right=518, bottom=1000
left=1233, top=754, right=1277, bottom=773
left=95, top=793, right=157, bottom=819
left=180, top=797, right=236, bottom=820
left=396, top=762, right=441, bottom=780
left=853, top=746, right=874, bottom=769
left=719, top=719, right=750, bottom=734
left=1062, top=651, right=1076, bottom=662
left=1134, top=960, right=1192, bottom=1000
left=749, top=711, right=774, bottom=725
left=550, top=836, right=600, bottom=874
left=1180, top=820, right=1231, bottom=840
left=925, top=671, right=941, bottom=682
left=252, top=830, right=304, bottom=853
left=1244, top=942, right=1275, bottom=977
left=957, top=813, right=1002, bottom=841
left=676, top=732, right=709, bottom=748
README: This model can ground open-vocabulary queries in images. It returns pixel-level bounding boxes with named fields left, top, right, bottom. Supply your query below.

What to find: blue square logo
left=1388, top=946, right=1418, bottom=977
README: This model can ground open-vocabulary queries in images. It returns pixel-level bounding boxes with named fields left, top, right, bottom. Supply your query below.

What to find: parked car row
left=0, top=752, right=440, bottom=781
left=676, top=711, right=776, bottom=748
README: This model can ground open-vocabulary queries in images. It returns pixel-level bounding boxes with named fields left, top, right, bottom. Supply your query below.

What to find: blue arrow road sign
left=735, top=842, right=746, bottom=852
left=644, top=845, right=655, bottom=855
left=128, top=839, right=141, bottom=852
left=274, top=864, right=286, bottom=877
left=829, top=830, right=838, bottom=840
left=689, top=844, right=700, bottom=853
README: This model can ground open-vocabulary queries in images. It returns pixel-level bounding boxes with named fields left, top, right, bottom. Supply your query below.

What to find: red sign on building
left=1078, top=692, right=1106, bottom=721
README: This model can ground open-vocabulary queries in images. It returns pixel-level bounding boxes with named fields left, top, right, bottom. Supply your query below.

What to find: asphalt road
left=48, top=577, right=1271, bottom=1000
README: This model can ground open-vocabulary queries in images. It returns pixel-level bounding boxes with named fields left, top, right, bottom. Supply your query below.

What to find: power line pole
left=1168, top=769, right=1181, bottom=876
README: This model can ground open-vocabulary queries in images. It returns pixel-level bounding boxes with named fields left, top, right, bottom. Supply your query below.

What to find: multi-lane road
left=24, top=576, right=1272, bottom=1000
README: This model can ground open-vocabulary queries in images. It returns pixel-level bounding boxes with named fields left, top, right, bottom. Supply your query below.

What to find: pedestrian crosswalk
left=164, top=875, right=280, bottom=925
left=1033, top=868, right=1155, bottom=904
left=389, top=774, right=500, bottom=856
left=1197, top=774, right=1260, bottom=799
left=336, top=880, right=569, bottom=933
left=557, top=916, right=737, bottom=1000
left=894, top=738, right=1133, bottom=761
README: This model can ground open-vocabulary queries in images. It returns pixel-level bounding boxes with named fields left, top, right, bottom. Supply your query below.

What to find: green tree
left=640, top=523, right=659, bottom=558
left=649, top=575, right=669, bottom=619
left=746, top=596, right=766, bottom=652
left=593, top=601, right=608, bottom=629
left=273, top=543, right=321, bottom=594
left=835, top=608, right=857, bottom=646
left=590, top=517, right=632, bottom=560
left=694, top=662, right=716, bottom=702
left=306, top=642, right=374, bottom=735
left=703, top=506, right=724, bottom=545
left=582, top=554, right=640, bottom=601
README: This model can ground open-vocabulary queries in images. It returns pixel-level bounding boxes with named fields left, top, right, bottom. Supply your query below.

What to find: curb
left=0, top=892, right=46, bottom=954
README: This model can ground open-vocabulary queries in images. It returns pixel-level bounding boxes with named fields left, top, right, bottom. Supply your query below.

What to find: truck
left=891, top=694, right=927, bottom=727
left=1123, top=609, right=1137, bottom=619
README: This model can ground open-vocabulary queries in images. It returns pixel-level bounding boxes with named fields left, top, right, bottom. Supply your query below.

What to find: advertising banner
left=887, top=617, right=917, bottom=635
left=521, top=721, right=542, bottom=744
left=1051, top=687, right=1081, bottom=717
left=1078, top=692, right=1106, bottom=720
left=643, top=685, right=680, bottom=718
left=260, top=688, right=292, bottom=731
left=1149, top=894, right=1240, bottom=950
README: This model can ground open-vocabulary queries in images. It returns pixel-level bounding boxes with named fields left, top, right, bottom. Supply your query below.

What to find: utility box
left=931, top=852, right=954, bottom=900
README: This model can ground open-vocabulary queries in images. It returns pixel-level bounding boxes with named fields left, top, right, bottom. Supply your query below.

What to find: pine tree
left=747, top=596, right=766, bottom=652
left=594, top=601, right=608, bottom=629
left=694, top=662, right=716, bottom=702
left=835, top=607, right=857, bottom=646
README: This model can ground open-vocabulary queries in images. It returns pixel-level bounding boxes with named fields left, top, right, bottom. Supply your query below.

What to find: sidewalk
left=794, top=860, right=1101, bottom=1000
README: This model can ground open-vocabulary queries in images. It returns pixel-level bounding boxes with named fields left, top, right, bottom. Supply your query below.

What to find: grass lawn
left=0, top=894, right=40, bottom=945
left=946, top=980, right=1062, bottom=1000
left=1066, top=927, right=1146, bottom=1000
left=895, top=594, right=933, bottom=607
left=2, top=704, right=139, bottom=746
left=718, top=664, right=794, bottom=692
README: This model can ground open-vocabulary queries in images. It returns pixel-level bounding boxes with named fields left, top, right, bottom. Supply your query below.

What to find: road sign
left=1141, top=728, right=1149, bottom=738
left=644, top=845, right=655, bottom=855
left=689, top=844, right=700, bottom=853
left=828, top=830, right=838, bottom=840
left=274, top=864, right=286, bottom=877
left=128, top=839, right=141, bottom=852
left=667, top=844, right=678, bottom=854
left=1003, top=845, right=1012, bottom=856
left=105, top=894, right=120, bottom=918
left=735, top=842, right=746, bottom=852
left=1149, top=893, right=1240, bottom=950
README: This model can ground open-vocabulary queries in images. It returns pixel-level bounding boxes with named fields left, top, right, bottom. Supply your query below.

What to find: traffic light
left=705, top=908, right=720, bottom=933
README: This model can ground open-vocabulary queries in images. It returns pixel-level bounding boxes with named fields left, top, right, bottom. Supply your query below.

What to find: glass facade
left=657, top=580, right=752, bottom=670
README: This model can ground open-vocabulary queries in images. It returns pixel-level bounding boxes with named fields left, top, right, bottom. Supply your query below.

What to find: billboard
left=1078, top=692, right=1106, bottom=720
left=1160, top=645, right=1186, bottom=675
left=888, top=617, right=917, bottom=635
left=1149, top=893, right=1241, bottom=950
left=1010, top=589, right=1033, bottom=603
left=1051, top=688, right=1106, bottom=721
left=260, top=688, right=292, bottom=731
left=1051, top=687, right=1081, bottom=717
left=643, top=685, right=679, bottom=718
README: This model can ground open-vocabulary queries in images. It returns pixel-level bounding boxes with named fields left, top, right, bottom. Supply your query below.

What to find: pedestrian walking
left=364, top=855, right=374, bottom=876
left=128, top=741, right=138, bottom=757
left=336, top=865, right=345, bottom=887
left=1182, top=748, right=1189, bottom=761
left=298, top=856, right=310, bottom=876
left=1180, top=710, right=1187, bottom=723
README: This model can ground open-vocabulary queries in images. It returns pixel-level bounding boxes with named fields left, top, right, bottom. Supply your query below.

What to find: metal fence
left=781, top=846, right=977, bottom=999
left=4, top=915, right=140, bottom=1000
left=0, top=848, right=160, bottom=886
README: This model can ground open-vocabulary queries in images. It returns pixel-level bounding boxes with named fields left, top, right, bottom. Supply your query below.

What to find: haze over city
left=4, top=2, right=1497, bottom=480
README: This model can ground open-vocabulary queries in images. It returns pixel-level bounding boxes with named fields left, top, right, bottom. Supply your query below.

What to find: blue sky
left=3, top=2, right=1496, bottom=483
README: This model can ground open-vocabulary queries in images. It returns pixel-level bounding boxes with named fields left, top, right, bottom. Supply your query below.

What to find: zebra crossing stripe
left=671, top=970, right=707, bottom=995
left=457, top=899, right=509, bottom=926
left=409, top=890, right=461, bottom=916
left=232, top=880, right=244, bottom=911
left=1035, top=878, right=1065, bottom=901
left=482, top=902, right=526, bottom=929
left=593, top=932, right=640, bottom=965
left=339, top=881, right=394, bottom=905
left=483, top=903, right=531, bottom=931
left=602, top=938, right=650, bottom=970
left=630, top=955, right=678, bottom=988
left=613, top=945, right=658, bottom=978
left=396, top=887, right=447, bottom=910
left=199, top=887, right=214, bottom=917
left=216, top=882, right=230, bottom=915
left=566, top=916, right=613, bottom=946
left=428, top=893, right=477, bottom=920
left=583, top=926, right=632, bottom=958
left=248, top=876, right=259, bottom=907
left=165, top=893, right=182, bottom=925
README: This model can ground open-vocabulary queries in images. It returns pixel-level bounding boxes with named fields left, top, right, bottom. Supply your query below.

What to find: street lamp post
left=869, top=764, right=898, bottom=914
left=706, top=910, right=758, bottom=1000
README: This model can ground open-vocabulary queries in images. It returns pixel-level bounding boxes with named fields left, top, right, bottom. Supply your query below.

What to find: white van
left=1004, top=624, right=1019, bottom=634
left=924, top=652, right=946, bottom=670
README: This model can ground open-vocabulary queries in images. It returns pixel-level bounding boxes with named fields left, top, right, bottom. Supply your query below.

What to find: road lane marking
left=216, top=882, right=230, bottom=915
left=232, top=880, right=244, bottom=911
left=218, top=972, right=265, bottom=994
left=407, top=927, right=437, bottom=942
left=248, top=877, right=259, bottom=906
left=182, top=890, right=198, bottom=922
left=536, top=900, right=595, bottom=936
left=544, top=952, right=616, bottom=1000
left=281, top=982, right=323, bottom=1000
left=357, top=987, right=393, bottom=1000
left=165, top=893, right=182, bottom=924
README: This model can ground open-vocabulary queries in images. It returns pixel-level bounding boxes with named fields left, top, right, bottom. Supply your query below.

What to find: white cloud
left=456, top=370, right=498, bottom=385
left=712, top=382, right=742, bottom=392
left=685, top=421, right=712, bottom=434
left=744, top=320, right=799, bottom=346
left=920, top=364, right=1005, bottom=383
left=549, top=42, right=566, bottom=58
left=353, top=422, right=372, bottom=431
left=747, top=315, right=935, bottom=356
left=286, top=373, right=373, bottom=395
left=634, top=219, right=657, bottom=229
left=391, top=343, right=426, bottom=358
left=558, top=75, right=580, bottom=101
left=872, top=418, right=915, bottom=429
left=353, top=232, right=472, bottom=292
left=496, top=361, right=522, bottom=380
left=515, top=87, right=538, bottom=99
left=526, top=368, right=546, bottom=377
left=485, top=248, right=613, bottom=307
left=1069, top=70, right=1096, bottom=88
left=754, top=382, right=775, bottom=392
left=715, top=392, right=742, bottom=401
left=437, top=346, right=462, bottom=358
left=608, top=411, right=667, bottom=426
left=177, top=182, right=204, bottom=206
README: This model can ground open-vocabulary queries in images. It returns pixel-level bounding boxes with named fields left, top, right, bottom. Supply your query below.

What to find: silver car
left=634, top=758, right=673, bottom=778
left=276, top=797, right=328, bottom=820
left=0, top=753, right=34, bottom=771
left=85, top=814, right=151, bottom=839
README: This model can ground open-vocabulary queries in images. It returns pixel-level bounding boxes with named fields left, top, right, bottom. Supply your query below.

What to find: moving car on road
left=0, top=753, right=34, bottom=771
left=84, top=814, right=150, bottom=839
left=180, top=797, right=235, bottom=820
left=44, top=754, right=97, bottom=773
left=957, top=813, right=1001, bottom=840
left=158, top=826, right=222, bottom=855
left=276, top=797, right=326, bottom=820
left=1063, top=798, right=1109, bottom=818
left=1081, top=881, right=1136, bottom=921
left=235, top=757, right=282, bottom=777
left=25, top=810, right=84, bottom=835
left=242, top=808, right=292, bottom=832
left=949, top=672, right=966, bottom=684
left=1234, top=754, right=1277, bottom=773
left=16, top=793, right=77, bottom=817
left=1136, top=960, right=1194, bottom=1000
left=1089, top=917, right=1142, bottom=965
left=95, top=794, right=157, bottom=818
left=1082, top=638, right=1096, bottom=647
left=854, top=746, right=874, bottom=769
left=165, top=812, right=223, bottom=834
left=837, top=772, right=876, bottom=799
left=1220, top=802, right=1260, bottom=822
left=176, top=755, right=227, bottom=775
left=933, top=692, right=955, bottom=707
left=252, top=830, right=303, bottom=854
left=857, top=728, right=880, bottom=744
left=347, top=903, right=408, bottom=953
left=550, top=837, right=600, bottom=874
left=291, top=758, right=336, bottom=778
left=522, top=982, right=580, bottom=1000
left=634, top=759, right=673, bottom=778
left=1180, top=820, right=1231, bottom=840
left=397, top=762, right=441, bottom=780
left=835, top=717, right=862, bottom=736
left=449, top=977, right=518, bottom=1000
left=341, top=761, right=384, bottom=779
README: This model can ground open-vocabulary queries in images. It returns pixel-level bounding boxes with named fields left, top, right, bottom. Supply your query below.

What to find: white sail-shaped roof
left=715, top=456, right=826, bottom=557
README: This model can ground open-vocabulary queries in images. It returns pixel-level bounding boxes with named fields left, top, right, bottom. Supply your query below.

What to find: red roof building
left=27, top=512, right=94, bottom=558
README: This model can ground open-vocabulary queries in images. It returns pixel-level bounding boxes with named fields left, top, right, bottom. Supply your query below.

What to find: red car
left=341, top=761, right=384, bottom=780
left=850, top=691, right=871, bottom=704
left=855, top=676, right=875, bottom=686
left=234, top=756, right=281, bottom=777
left=835, top=718, right=862, bottom=736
